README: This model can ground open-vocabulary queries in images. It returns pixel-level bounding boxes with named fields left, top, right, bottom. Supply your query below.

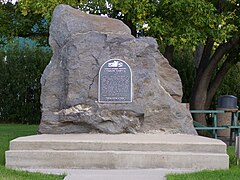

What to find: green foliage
left=172, top=48, right=195, bottom=103
left=18, top=0, right=151, bottom=35
left=147, top=0, right=238, bottom=47
left=17, top=0, right=239, bottom=47
left=0, top=124, right=65, bottom=179
left=19, top=0, right=107, bottom=19
left=109, top=0, right=151, bottom=25
left=0, top=41, right=51, bottom=124
left=0, top=2, right=49, bottom=45
left=215, top=63, right=240, bottom=105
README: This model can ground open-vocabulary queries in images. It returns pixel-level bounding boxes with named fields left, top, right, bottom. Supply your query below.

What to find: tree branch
left=204, top=37, right=240, bottom=77
left=18, top=32, right=49, bottom=38
left=197, top=37, right=214, bottom=76
left=217, top=0, right=225, bottom=14
left=205, top=57, right=235, bottom=108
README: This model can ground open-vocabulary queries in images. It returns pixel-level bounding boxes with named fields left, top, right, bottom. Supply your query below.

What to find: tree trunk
left=190, top=72, right=210, bottom=126
left=205, top=58, right=236, bottom=109
left=163, top=45, right=174, bottom=65
left=190, top=38, right=214, bottom=125
left=122, top=14, right=137, bottom=37
left=194, top=45, right=204, bottom=69
left=196, top=37, right=214, bottom=76
left=190, top=37, right=240, bottom=125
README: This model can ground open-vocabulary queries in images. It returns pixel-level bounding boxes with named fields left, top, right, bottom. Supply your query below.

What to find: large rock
left=39, top=4, right=197, bottom=135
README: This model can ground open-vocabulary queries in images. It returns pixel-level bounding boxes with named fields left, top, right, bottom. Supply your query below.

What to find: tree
left=17, top=0, right=240, bottom=125
left=147, top=0, right=220, bottom=64
left=18, top=0, right=151, bottom=37
left=144, top=0, right=240, bottom=124
left=0, top=1, right=49, bottom=45
left=189, top=0, right=240, bottom=125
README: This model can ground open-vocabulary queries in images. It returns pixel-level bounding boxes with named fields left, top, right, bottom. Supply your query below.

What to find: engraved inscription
left=98, top=59, right=132, bottom=103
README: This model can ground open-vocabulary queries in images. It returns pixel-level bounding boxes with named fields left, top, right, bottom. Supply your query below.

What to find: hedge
left=0, top=42, right=51, bottom=124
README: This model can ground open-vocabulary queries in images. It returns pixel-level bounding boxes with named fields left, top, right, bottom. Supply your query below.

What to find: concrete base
left=5, top=134, right=229, bottom=170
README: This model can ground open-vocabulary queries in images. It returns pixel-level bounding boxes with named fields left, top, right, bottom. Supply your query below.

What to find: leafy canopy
left=0, top=1, right=49, bottom=45
left=17, top=0, right=239, bottom=48
left=147, top=0, right=238, bottom=47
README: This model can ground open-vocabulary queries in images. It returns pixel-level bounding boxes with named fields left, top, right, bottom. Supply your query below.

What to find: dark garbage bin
left=217, top=95, right=238, bottom=109
left=216, top=95, right=238, bottom=142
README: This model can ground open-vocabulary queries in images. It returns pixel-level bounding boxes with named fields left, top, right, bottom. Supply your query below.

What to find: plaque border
left=98, top=59, right=133, bottom=104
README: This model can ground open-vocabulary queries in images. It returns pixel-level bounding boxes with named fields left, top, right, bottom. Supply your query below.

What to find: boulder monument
left=39, top=4, right=197, bottom=135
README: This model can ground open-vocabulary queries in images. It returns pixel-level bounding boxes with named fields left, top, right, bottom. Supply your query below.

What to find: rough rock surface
left=39, top=4, right=197, bottom=135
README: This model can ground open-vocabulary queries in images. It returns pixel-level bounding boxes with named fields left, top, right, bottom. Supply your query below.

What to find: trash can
left=217, top=95, right=238, bottom=109
left=216, top=95, right=238, bottom=141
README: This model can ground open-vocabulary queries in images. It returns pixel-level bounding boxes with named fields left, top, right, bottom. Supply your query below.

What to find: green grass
left=2, top=124, right=240, bottom=180
left=0, top=124, right=65, bottom=180
left=167, top=146, right=240, bottom=180
left=167, top=167, right=240, bottom=180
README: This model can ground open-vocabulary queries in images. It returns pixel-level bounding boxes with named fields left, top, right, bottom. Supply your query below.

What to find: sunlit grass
left=0, top=124, right=65, bottom=180
left=2, top=123, right=239, bottom=180
left=167, top=146, right=240, bottom=180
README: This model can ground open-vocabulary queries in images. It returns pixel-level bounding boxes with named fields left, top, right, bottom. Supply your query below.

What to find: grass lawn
left=1, top=124, right=240, bottom=180
left=167, top=146, right=240, bottom=180
left=0, top=124, right=65, bottom=180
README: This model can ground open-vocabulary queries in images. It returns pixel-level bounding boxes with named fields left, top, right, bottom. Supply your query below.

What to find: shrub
left=0, top=41, right=51, bottom=124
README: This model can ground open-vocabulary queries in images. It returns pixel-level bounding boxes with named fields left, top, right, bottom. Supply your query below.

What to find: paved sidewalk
left=24, top=168, right=194, bottom=180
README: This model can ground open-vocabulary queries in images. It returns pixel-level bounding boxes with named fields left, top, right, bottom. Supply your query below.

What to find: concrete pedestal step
left=5, top=134, right=229, bottom=170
